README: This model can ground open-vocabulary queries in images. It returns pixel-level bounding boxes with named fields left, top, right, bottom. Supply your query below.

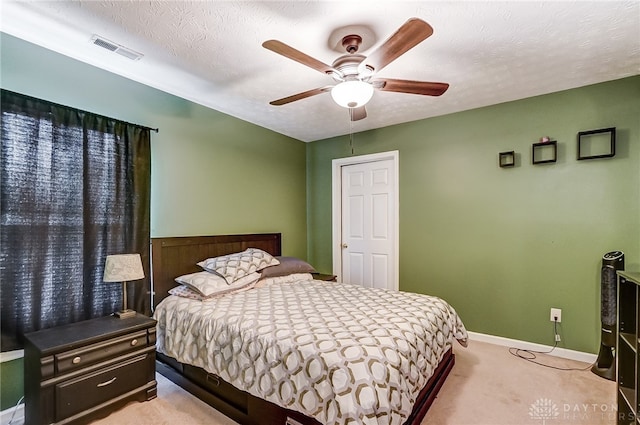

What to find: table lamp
left=103, top=253, right=144, bottom=319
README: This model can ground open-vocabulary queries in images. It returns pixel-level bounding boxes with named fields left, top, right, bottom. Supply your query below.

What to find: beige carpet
left=92, top=340, right=616, bottom=425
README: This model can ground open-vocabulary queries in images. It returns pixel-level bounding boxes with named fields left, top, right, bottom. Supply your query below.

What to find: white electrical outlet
left=550, top=308, right=562, bottom=322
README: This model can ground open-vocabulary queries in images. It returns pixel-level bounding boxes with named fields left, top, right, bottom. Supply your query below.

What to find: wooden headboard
left=151, top=233, right=281, bottom=309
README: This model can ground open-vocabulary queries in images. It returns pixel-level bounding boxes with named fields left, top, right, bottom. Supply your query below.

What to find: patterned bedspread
left=154, top=278, right=468, bottom=425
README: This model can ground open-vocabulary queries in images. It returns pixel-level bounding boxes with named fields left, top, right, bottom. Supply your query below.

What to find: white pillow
left=260, top=273, right=314, bottom=284
left=175, top=271, right=228, bottom=296
left=169, top=276, right=259, bottom=301
left=197, top=248, right=280, bottom=283
left=174, top=271, right=261, bottom=297
left=255, top=273, right=314, bottom=288
left=169, top=285, right=212, bottom=301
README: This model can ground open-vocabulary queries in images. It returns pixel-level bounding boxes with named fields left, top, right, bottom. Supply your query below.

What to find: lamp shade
left=103, top=254, right=144, bottom=282
left=330, top=81, right=374, bottom=108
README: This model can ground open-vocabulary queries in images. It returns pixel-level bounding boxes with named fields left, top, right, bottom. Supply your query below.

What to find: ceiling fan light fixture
left=330, top=81, right=374, bottom=108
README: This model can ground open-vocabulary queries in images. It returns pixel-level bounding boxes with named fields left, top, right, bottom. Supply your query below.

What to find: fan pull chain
left=349, top=109, right=354, bottom=155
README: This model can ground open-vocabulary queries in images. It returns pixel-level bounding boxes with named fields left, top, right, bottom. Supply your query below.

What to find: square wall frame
left=577, top=127, right=616, bottom=160
left=532, top=140, right=557, bottom=164
left=499, top=151, right=515, bottom=168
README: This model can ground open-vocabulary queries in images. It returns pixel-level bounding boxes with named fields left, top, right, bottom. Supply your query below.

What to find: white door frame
left=331, top=150, right=399, bottom=289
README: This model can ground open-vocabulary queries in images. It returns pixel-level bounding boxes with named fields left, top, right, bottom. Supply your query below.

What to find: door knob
left=341, top=243, right=348, bottom=248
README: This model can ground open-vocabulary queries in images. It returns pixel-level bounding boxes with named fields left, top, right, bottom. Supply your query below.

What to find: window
left=0, top=90, right=151, bottom=351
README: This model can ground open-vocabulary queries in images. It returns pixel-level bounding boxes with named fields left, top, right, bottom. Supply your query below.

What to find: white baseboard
left=0, top=350, right=23, bottom=363
left=0, top=403, right=23, bottom=425
left=468, top=331, right=597, bottom=364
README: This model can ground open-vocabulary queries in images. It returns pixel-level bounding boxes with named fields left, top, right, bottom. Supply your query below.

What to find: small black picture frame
left=499, top=151, right=515, bottom=168
left=532, top=140, right=557, bottom=164
left=577, top=127, right=616, bottom=160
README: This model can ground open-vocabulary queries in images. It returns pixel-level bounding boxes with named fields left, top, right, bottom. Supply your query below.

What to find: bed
left=151, top=233, right=467, bottom=425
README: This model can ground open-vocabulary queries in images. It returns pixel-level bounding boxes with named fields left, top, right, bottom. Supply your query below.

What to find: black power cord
left=508, top=319, right=593, bottom=371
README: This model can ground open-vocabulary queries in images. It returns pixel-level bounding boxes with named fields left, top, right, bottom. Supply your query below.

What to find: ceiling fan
left=262, top=18, right=449, bottom=121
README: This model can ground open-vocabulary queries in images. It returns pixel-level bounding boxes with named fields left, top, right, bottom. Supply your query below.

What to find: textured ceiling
left=2, top=1, right=639, bottom=142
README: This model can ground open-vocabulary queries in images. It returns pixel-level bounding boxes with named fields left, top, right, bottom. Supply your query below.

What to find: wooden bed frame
left=151, top=233, right=454, bottom=425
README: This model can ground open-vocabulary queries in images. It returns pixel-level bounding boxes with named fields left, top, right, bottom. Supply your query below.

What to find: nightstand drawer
left=55, top=330, right=148, bottom=374
left=55, top=353, right=152, bottom=420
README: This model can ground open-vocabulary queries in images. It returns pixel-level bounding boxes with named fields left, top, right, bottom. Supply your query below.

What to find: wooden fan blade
left=269, top=86, right=332, bottom=106
left=374, top=78, right=449, bottom=96
left=350, top=106, right=367, bottom=121
left=360, top=18, right=433, bottom=73
left=263, top=40, right=335, bottom=75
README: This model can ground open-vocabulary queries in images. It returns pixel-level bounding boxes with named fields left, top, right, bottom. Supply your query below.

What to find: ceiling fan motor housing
left=331, top=54, right=369, bottom=82
left=341, top=34, right=362, bottom=53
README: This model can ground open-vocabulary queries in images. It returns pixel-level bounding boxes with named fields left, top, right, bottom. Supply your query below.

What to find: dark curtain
left=0, top=90, right=151, bottom=351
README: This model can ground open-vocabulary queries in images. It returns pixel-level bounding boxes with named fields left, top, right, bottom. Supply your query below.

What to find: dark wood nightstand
left=23, top=314, right=157, bottom=425
left=311, top=273, right=337, bottom=282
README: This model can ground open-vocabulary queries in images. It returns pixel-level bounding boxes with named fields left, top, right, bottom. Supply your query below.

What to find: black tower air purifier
left=592, top=250, right=624, bottom=380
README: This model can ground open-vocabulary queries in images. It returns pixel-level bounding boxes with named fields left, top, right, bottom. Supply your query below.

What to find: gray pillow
left=260, top=256, right=316, bottom=279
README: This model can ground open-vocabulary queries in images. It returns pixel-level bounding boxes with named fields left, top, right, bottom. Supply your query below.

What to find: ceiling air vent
left=90, top=35, right=143, bottom=61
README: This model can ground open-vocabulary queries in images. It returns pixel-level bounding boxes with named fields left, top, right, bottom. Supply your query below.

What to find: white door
left=333, top=152, right=398, bottom=290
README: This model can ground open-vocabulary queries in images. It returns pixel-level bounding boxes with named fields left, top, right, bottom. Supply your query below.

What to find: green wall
left=0, top=358, right=23, bottom=411
left=307, top=75, right=640, bottom=354
left=0, top=33, right=307, bottom=410
left=2, top=29, right=639, bottom=413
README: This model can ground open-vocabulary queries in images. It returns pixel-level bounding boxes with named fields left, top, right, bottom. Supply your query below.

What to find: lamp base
left=114, top=309, right=137, bottom=319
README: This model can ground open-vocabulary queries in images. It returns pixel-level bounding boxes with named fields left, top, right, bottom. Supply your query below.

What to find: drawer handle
left=97, top=377, right=117, bottom=388
left=72, top=356, right=81, bottom=364
left=206, top=374, right=220, bottom=387
left=131, top=339, right=138, bottom=346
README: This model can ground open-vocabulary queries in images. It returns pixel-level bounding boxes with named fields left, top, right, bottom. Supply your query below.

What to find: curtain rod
left=116, top=119, right=158, bottom=133
left=130, top=123, right=159, bottom=133
left=2, top=89, right=159, bottom=134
